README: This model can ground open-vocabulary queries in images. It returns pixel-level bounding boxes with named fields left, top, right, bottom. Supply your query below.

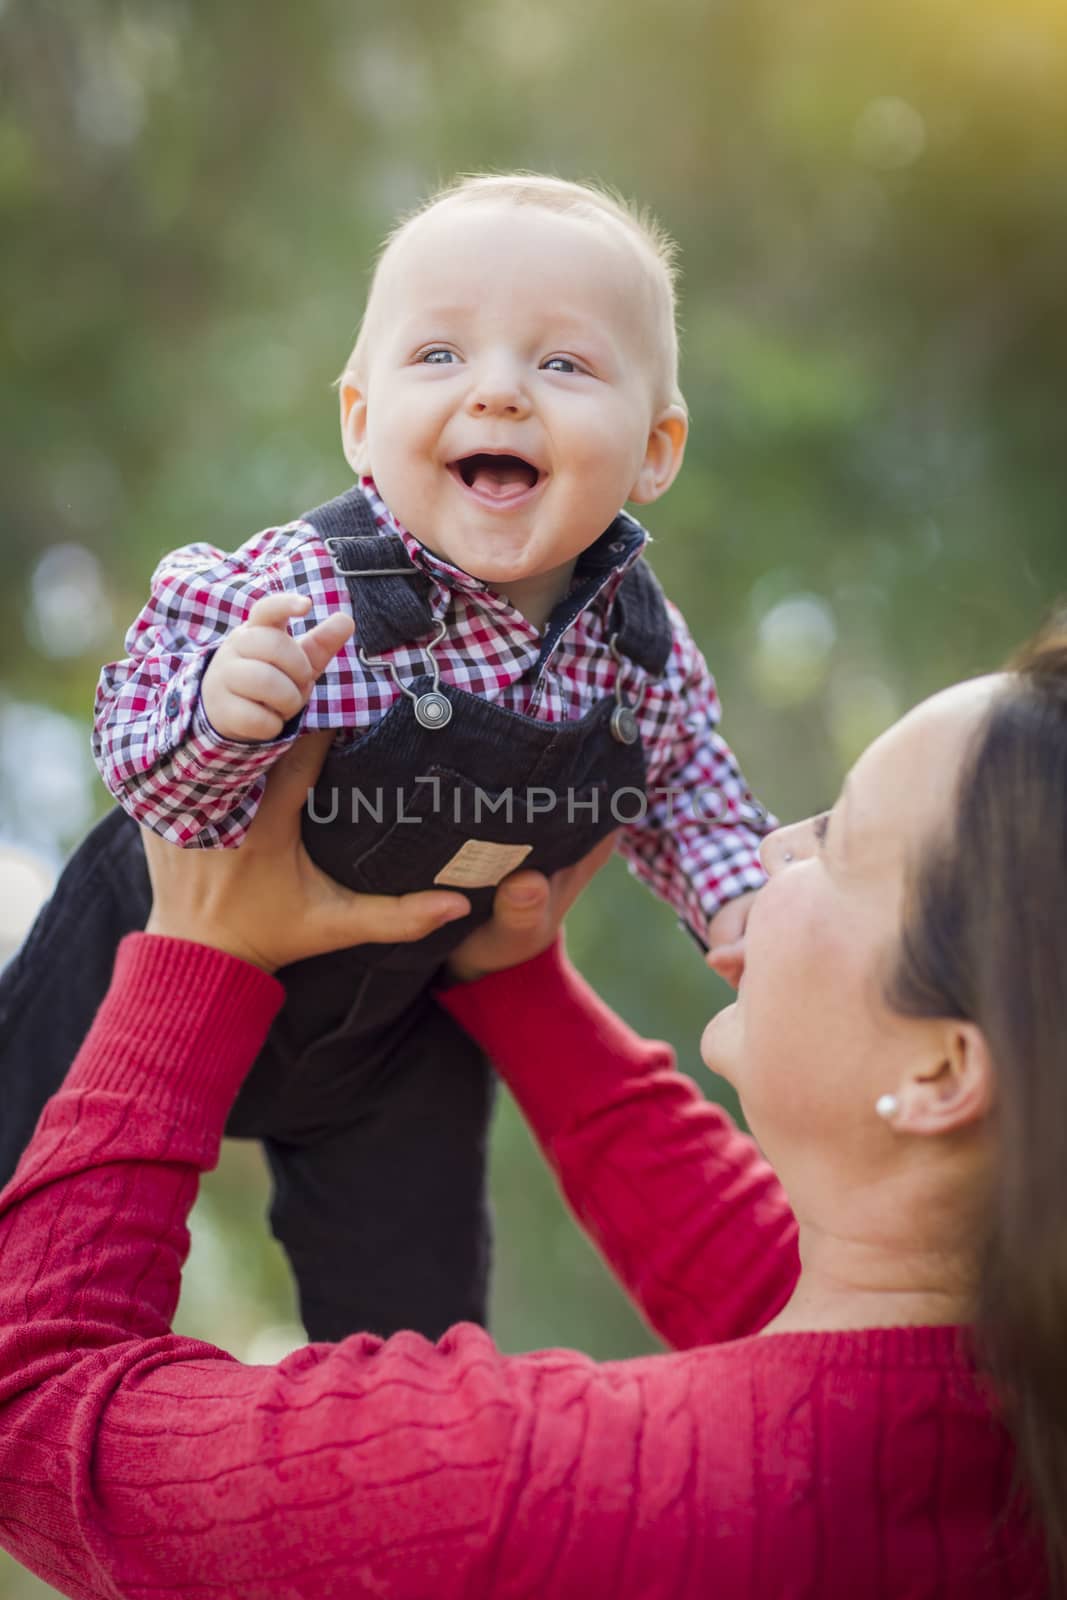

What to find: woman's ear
left=340, top=378, right=369, bottom=475
left=895, top=1022, right=995, bottom=1136
left=629, top=406, right=688, bottom=505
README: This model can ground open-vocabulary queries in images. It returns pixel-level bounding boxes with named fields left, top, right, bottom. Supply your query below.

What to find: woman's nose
left=760, top=823, right=803, bottom=876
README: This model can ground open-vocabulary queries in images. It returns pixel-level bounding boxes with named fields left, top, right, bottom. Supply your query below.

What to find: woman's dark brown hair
left=887, top=621, right=1067, bottom=1594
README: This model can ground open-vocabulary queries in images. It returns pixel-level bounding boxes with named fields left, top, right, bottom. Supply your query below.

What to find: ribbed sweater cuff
left=64, top=933, right=285, bottom=1134
left=439, top=941, right=672, bottom=1132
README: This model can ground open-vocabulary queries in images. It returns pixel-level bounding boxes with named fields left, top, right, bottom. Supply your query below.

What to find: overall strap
left=610, top=557, right=674, bottom=677
left=300, top=487, right=437, bottom=655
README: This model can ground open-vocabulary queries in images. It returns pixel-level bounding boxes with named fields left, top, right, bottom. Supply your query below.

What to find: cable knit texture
left=0, top=936, right=1045, bottom=1598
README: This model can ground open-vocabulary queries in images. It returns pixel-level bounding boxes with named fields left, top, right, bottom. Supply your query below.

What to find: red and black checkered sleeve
left=91, top=529, right=324, bottom=847
left=619, top=602, right=776, bottom=946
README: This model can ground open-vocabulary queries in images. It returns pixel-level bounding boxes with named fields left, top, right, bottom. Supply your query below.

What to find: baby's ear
left=629, top=405, right=688, bottom=504
left=340, top=377, right=370, bottom=475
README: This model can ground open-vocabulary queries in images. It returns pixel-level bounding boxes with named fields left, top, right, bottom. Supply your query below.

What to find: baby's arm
left=93, top=528, right=352, bottom=846
left=619, top=602, right=775, bottom=955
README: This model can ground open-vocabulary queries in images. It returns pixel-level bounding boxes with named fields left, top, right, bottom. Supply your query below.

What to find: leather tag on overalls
left=434, top=841, right=533, bottom=888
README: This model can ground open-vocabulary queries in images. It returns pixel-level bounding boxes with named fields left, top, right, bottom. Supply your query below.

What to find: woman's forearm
left=0, top=937, right=279, bottom=1592
left=0, top=937, right=519, bottom=1598
left=440, top=945, right=799, bottom=1349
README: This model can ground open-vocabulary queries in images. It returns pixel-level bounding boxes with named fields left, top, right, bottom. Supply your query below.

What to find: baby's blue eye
left=543, top=356, right=584, bottom=374
left=420, top=349, right=457, bottom=365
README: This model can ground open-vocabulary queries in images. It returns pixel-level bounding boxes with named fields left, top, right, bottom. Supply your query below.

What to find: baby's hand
left=704, top=889, right=759, bottom=989
left=201, top=593, right=354, bottom=742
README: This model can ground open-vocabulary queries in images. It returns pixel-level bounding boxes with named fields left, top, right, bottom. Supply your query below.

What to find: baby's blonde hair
left=343, top=172, right=683, bottom=409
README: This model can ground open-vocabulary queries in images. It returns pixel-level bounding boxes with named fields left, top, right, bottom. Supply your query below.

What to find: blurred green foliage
left=2, top=0, right=1066, bottom=1590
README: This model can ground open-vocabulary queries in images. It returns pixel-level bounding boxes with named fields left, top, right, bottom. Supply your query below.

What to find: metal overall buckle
left=608, top=633, right=642, bottom=745
left=322, top=538, right=416, bottom=579
left=361, top=619, right=453, bottom=731
left=324, top=539, right=453, bottom=731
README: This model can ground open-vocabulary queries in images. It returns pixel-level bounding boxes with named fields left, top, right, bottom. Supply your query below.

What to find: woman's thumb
left=336, top=888, right=472, bottom=949
left=494, top=871, right=550, bottom=927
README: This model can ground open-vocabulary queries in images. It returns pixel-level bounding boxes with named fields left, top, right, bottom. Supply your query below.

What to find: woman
left=0, top=627, right=1063, bottom=1598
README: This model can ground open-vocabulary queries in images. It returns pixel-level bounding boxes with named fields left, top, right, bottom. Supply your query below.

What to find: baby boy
left=0, top=175, right=773, bottom=1343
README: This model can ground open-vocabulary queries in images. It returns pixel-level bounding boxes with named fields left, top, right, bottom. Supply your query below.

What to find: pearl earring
left=783, top=850, right=794, bottom=863
left=875, top=1093, right=900, bottom=1121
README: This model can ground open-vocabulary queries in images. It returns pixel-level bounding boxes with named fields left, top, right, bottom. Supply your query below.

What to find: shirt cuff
left=158, top=696, right=302, bottom=819
left=191, top=689, right=304, bottom=753
left=154, top=649, right=215, bottom=756
left=681, top=838, right=770, bottom=941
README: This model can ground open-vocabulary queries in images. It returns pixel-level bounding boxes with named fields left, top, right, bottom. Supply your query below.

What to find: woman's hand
left=446, top=833, right=617, bottom=984
left=142, top=732, right=472, bottom=971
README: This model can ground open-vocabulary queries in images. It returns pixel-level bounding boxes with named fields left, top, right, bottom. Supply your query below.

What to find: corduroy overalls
left=0, top=488, right=673, bottom=1340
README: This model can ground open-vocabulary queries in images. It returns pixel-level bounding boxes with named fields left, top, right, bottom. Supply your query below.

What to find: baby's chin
left=415, top=530, right=565, bottom=587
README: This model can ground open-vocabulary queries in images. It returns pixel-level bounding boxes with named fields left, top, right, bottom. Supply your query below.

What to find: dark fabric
left=0, top=807, right=151, bottom=1178
left=312, top=513, right=437, bottom=658
left=263, top=1003, right=496, bottom=1343
left=300, top=484, right=381, bottom=544
left=0, top=486, right=671, bottom=1342
left=610, top=556, right=674, bottom=677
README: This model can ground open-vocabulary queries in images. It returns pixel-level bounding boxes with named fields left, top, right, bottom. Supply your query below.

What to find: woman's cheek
left=737, top=878, right=825, bottom=1060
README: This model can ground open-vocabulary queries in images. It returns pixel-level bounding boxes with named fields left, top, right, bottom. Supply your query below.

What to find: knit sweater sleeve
left=0, top=934, right=710, bottom=1600
left=440, top=944, right=799, bottom=1350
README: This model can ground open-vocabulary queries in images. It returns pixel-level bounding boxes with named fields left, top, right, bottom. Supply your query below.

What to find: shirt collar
left=360, top=477, right=650, bottom=602
left=360, top=478, right=488, bottom=594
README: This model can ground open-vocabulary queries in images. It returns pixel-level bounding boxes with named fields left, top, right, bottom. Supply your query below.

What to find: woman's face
left=701, top=676, right=1000, bottom=1190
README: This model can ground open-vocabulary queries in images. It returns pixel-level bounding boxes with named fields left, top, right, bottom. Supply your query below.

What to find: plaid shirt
left=93, top=481, right=773, bottom=940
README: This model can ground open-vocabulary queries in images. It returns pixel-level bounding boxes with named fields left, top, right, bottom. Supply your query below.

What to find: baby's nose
left=466, top=364, right=530, bottom=417
left=469, top=394, right=525, bottom=416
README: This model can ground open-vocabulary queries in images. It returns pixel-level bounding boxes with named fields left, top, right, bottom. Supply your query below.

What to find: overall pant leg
left=227, top=950, right=496, bottom=1343
left=0, top=808, right=150, bottom=1184
left=262, top=1006, right=495, bottom=1343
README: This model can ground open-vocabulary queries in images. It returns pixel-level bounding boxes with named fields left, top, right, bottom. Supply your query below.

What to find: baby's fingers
left=706, top=939, right=745, bottom=990
left=245, top=593, right=312, bottom=630
left=224, top=658, right=307, bottom=721
left=299, top=612, right=355, bottom=679
left=231, top=605, right=353, bottom=699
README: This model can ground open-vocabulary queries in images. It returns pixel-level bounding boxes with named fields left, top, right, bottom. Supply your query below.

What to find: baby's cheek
left=568, top=413, right=641, bottom=473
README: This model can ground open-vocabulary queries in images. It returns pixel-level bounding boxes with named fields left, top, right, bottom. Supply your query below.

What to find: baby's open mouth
left=449, top=453, right=543, bottom=502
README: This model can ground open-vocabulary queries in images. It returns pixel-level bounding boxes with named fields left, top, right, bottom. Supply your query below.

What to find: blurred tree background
left=1, top=0, right=1066, bottom=1589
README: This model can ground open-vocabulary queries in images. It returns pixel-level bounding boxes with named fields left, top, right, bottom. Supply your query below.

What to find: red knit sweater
left=0, top=936, right=1044, bottom=1599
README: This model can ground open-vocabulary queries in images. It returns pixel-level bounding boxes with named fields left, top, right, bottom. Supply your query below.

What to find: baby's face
left=343, top=201, right=686, bottom=594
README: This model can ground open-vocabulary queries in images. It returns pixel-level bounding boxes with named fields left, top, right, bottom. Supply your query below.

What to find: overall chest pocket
left=309, top=764, right=621, bottom=897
